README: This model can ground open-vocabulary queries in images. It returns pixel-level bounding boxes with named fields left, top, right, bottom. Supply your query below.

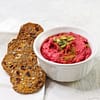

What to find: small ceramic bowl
left=33, top=27, right=96, bottom=82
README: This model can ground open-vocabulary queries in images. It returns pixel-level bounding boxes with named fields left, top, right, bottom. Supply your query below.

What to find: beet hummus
left=41, top=32, right=92, bottom=64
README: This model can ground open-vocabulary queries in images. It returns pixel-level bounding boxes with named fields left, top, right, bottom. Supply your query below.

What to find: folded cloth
left=0, top=18, right=20, bottom=32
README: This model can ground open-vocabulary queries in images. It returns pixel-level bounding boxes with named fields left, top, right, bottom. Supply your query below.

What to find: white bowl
left=33, top=27, right=97, bottom=82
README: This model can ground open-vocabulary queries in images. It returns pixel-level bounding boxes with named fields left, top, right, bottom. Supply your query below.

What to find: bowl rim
left=33, top=26, right=97, bottom=67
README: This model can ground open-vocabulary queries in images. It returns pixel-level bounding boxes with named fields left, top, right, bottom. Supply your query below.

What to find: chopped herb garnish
left=53, top=35, right=75, bottom=49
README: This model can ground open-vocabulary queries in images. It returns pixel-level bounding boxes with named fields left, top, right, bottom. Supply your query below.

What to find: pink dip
left=41, top=32, right=92, bottom=64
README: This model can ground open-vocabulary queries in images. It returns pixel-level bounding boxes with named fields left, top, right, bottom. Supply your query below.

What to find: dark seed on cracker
left=16, top=71, right=20, bottom=76
left=26, top=71, right=31, bottom=77
left=21, top=66, right=26, bottom=70
left=16, top=78, right=21, bottom=84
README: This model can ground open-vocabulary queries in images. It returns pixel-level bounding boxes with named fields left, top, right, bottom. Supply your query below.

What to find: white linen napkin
left=0, top=18, right=21, bottom=32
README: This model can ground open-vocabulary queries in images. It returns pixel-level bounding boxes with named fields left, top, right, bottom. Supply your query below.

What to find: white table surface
left=0, top=0, right=100, bottom=100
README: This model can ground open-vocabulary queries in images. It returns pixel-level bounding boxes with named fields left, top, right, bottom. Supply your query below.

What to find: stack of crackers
left=2, top=23, right=46, bottom=94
